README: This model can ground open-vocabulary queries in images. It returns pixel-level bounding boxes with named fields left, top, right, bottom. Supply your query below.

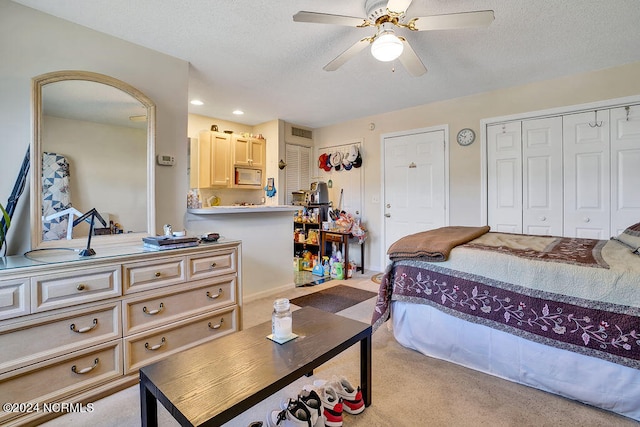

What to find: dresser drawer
left=31, top=266, right=121, bottom=313
left=122, top=256, right=185, bottom=294
left=124, top=306, right=238, bottom=374
left=187, top=247, right=237, bottom=281
left=0, top=302, right=121, bottom=374
left=0, top=340, right=122, bottom=425
left=123, top=275, right=237, bottom=336
left=0, top=277, right=30, bottom=320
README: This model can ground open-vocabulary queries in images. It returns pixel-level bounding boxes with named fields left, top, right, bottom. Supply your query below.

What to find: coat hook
left=588, top=110, right=603, bottom=128
left=278, top=159, right=287, bottom=170
left=625, top=106, right=631, bottom=121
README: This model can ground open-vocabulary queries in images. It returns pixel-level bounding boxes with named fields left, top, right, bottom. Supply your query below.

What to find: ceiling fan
left=293, top=0, right=494, bottom=76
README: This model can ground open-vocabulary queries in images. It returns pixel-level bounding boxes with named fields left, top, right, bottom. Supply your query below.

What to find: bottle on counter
left=272, top=298, right=292, bottom=340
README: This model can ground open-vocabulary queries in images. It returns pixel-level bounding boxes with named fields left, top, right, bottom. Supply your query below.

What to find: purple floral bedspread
left=372, top=260, right=640, bottom=369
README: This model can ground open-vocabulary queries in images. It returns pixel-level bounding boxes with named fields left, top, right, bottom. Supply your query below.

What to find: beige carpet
left=42, top=273, right=638, bottom=427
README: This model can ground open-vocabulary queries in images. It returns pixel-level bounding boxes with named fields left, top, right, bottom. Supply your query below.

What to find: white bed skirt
left=391, top=301, right=640, bottom=421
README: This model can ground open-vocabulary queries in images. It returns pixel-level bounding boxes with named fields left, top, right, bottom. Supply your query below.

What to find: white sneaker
left=315, top=385, right=343, bottom=427
left=268, top=399, right=313, bottom=427
left=326, top=376, right=364, bottom=415
left=278, top=390, right=324, bottom=427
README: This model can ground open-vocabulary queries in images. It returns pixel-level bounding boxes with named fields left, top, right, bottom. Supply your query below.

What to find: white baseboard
left=242, top=282, right=296, bottom=304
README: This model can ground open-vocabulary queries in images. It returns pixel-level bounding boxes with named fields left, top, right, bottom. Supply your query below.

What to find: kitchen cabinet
left=233, top=135, right=265, bottom=168
left=195, top=131, right=232, bottom=188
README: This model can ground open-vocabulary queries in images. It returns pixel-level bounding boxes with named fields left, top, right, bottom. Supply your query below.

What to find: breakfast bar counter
left=186, top=206, right=298, bottom=300
left=188, top=205, right=299, bottom=215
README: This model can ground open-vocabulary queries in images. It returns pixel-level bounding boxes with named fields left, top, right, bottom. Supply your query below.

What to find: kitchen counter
left=185, top=205, right=299, bottom=300
left=188, top=205, right=299, bottom=214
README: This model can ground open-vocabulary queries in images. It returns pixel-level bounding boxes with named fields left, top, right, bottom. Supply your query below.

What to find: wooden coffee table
left=139, top=306, right=372, bottom=426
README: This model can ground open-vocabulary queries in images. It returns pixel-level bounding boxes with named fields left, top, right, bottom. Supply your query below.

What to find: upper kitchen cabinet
left=194, top=131, right=232, bottom=188
left=232, top=135, right=265, bottom=168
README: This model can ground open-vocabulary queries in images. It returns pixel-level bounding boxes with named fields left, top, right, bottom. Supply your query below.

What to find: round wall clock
left=456, top=128, right=476, bottom=146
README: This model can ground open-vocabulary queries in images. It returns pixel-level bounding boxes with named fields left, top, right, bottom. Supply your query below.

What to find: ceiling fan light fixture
left=371, top=29, right=404, bottom=62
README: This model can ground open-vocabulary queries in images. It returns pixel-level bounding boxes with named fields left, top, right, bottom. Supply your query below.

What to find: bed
left=372, top=224, right=640, bottom=421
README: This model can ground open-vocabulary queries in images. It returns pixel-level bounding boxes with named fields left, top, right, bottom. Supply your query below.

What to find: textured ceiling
left=12, top=0, right=640, bottom=128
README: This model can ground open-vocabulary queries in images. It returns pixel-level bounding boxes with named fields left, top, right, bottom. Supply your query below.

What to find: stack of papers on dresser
left=142, top=235, right=199, bottom=250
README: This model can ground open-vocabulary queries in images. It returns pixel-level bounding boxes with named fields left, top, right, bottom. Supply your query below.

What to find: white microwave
left=235, top=167, right=262, bottom=186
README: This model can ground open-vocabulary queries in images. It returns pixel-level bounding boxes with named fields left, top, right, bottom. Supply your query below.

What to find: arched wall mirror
left=30, top=70, right=156, bottom=250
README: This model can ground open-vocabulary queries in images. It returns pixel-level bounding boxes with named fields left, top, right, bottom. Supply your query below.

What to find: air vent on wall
left=291, top=126, right=313, bottom=140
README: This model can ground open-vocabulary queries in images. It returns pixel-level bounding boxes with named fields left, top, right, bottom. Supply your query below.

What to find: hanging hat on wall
left=318, top=153, right=331, bottom=171
left=342, top=155, right=353, bottom=170
left=351, top=148, right=362, bottom=168
left=331, top=151, right=343, bottom=171
left=347, top=145, right=359, bottom=162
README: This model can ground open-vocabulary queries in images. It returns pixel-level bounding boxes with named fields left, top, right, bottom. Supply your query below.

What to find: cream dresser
left=0, top=240, right=242, bottom=426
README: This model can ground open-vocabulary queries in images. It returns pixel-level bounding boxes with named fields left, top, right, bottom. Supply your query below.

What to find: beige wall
left=315, top=61, right=640, bottom=271
left=42, top=116, right=147, bottom=235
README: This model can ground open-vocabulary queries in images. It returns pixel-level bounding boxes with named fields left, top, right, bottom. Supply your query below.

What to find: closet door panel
left=562, top=111, right=610, bottom=239
left=522, top=117, right=563, bottom=236
left=611, top=106, right=640, bottom=234
left=487, top=122, right=522, bottom=233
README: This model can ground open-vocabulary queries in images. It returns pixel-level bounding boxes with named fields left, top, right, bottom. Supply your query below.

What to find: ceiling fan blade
left=323, top=38, right=372, bottom=71
left=408, top=10, right=494, bottom=31
left=397, top=38, right=427, bottom=77
left=293, top=11, right=369, bottom=27
left=386, top=0, right=413, bottom=15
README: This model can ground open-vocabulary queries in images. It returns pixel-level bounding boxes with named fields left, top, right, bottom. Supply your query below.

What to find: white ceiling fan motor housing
left=365, top=0, right=393, bottom=22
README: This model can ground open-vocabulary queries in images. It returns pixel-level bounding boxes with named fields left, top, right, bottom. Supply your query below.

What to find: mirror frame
left=30, top=70, right=156, bottom=250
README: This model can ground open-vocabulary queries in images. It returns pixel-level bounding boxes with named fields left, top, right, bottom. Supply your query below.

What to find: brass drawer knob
left=76, top=284, right=87, bottom=291
left=154, top=272, right=161, bottom=278
left=210, top=262, right=217, bottom=268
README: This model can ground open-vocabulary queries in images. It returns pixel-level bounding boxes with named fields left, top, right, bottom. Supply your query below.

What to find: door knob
left=384, top=213, right=391, bottom=218
left=386, top=204, right=391, bottom=208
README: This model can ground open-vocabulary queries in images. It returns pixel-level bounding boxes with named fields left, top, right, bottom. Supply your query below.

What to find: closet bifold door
left=610, top=105, right=640, bottom=235
left=562, top=111, right=610, bottom=239
left=521, top=117, right=563, bottom=236
left=487, top=122, right=523, bottom=233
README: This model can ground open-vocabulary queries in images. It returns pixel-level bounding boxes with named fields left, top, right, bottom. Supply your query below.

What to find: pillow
left=614, top=221, right=640, bottom=250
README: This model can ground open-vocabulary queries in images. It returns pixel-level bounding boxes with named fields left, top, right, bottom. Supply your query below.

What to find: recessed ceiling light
left=232, top=109, right=244, bottom=115
left=190, top=99, right=204, bottom=106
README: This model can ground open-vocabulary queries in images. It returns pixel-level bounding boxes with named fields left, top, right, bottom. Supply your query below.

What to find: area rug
left=290, top=285, right=377, bottom=313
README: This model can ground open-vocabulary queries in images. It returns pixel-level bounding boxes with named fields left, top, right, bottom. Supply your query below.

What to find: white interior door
left=522, top=117, right=563, bottom=236
left=487, top=122, right=523, bottom=233
left=562, top=111, right=610, bottom=239
left=285, top=144, right=311, bottom=204
left=383, top=128, right=447, bottom=256
left=610, top=105, right=640, bottom=235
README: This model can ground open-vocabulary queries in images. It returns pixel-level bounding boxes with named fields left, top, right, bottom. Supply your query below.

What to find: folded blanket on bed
left=387, top=225, right=490, bottom=261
